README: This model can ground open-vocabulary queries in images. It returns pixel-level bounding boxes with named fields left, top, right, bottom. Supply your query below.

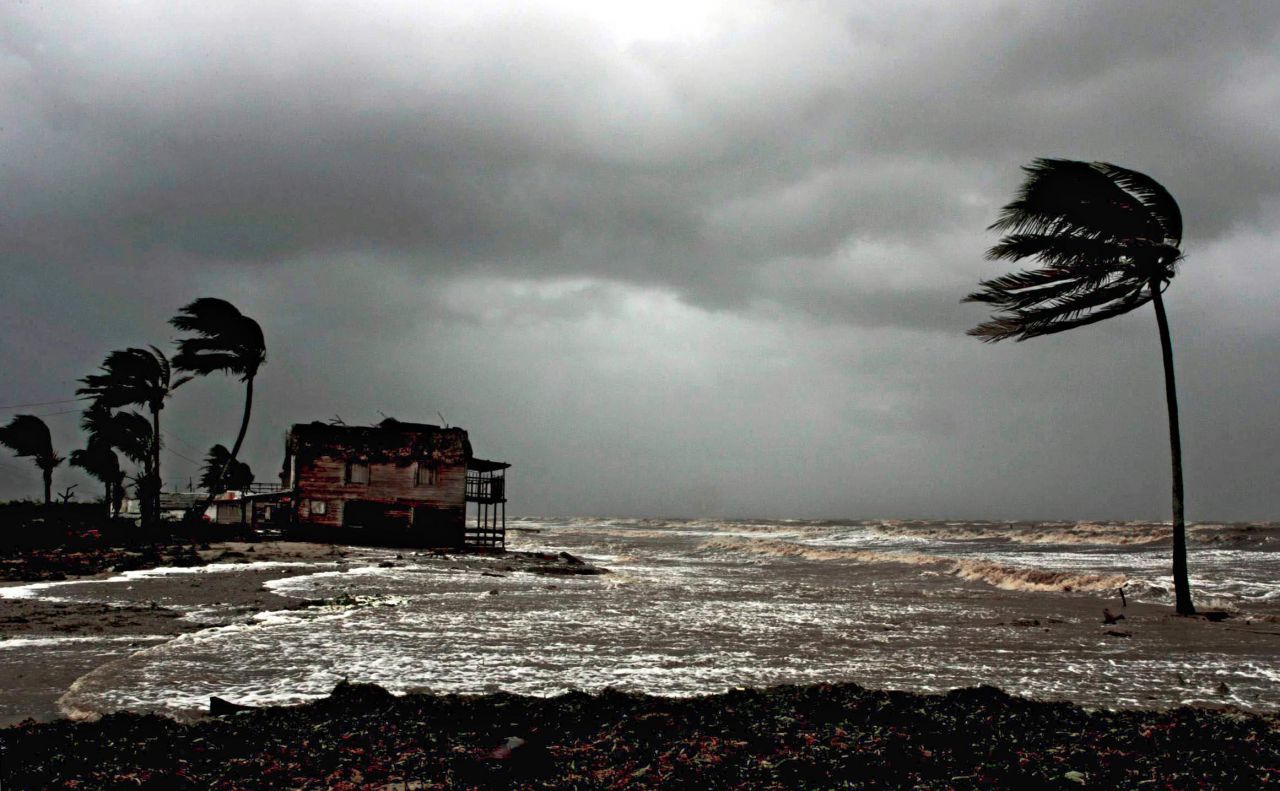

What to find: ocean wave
left=699, top=537, right=1127, bottom=594
left=868, top=521, right=1279, bottom=548
left=869, top=522, right=1170, bottom=546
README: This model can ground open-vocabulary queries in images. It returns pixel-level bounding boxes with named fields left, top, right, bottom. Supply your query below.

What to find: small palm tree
left=0, top=415, right=64, bottom=504
left=70, top=437, right=122, bottom=518
left=965, top=158, right=1194, bottom=615
left=171, top=298, right=266, bottom=515
left=78, top=347, right=189, bottom=527
left=79, top=403, right=151, bottom=518
left=200, top=443, right=254, bottom=494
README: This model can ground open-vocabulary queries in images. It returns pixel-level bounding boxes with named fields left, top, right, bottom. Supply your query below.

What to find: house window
left=416, top=462, right=438, bottom=487
left=310, top=500, right=327, bottom=515
left=346, top=461, right=369, bottom=485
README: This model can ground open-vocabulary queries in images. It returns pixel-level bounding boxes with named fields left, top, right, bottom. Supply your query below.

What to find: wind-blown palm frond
left=172, top=298, right=266, bottom=381
left=71, top=436, right=123, bottom=516
left=77, top=346, right=185, bottom=408
left=200, top=444, right=233, bottom=493
left=81, top=403, right=152, bottom=466
left=966, top=159, right=1184, bottom=342
left=200, top=444, right=253, bottom=493
left=0, top=415, right=63, bottom=503
left=0, top=415, right=62, bottom=468
left=70, top=437, right=120, bottom=483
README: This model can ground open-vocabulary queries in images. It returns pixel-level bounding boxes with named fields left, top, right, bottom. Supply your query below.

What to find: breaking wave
left=869, top=521, right=1278, bottom=548
left=700, top=536, right=1128, bottom=594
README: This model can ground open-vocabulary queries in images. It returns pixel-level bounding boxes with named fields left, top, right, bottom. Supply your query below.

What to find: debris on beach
left=3, top=681, right=1277, bottom=789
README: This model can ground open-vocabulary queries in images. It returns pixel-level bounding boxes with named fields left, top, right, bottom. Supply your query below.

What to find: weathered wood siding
left=294, top=456, right=466, bottom=539
left=285, top=420, right=475, bottom=546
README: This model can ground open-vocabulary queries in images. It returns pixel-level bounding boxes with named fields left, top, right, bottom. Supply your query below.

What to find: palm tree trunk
left=228, top=376, right=254, bottom=473
left=195, top=376, right=255, bottom=520
left=43, top=466, right=52, bottom=506
left=150, top=405, right=162, bottom=528
left=1150, top=280, right=1195, bottom=615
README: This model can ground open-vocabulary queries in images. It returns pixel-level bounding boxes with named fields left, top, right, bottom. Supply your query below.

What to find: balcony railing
left=465, top=474, right=505, bottom=503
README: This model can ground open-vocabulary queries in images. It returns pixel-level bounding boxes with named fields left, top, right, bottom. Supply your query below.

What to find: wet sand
left=1, top=542, right=344, bottom=724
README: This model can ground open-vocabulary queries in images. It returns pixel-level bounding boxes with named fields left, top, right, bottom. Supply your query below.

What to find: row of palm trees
left=0, top=298, right=265, bottom=528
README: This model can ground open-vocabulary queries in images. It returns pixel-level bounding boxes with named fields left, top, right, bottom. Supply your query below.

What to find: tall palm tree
left=171, top=298, right=266, bottom=514
left=0, top=414, right=64, bottom=504
left=77, top=347, right=189, bottom=527
left=965, top=158, right=1194, bottom=615
left=200, top=443, right=254, bottom=494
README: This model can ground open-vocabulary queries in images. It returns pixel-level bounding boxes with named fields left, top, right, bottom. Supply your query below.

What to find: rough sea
left=5, top=518, right=1280, bottom=720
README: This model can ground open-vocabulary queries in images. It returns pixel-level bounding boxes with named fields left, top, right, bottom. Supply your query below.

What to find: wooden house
left=283, top=418, right=508, bottom=548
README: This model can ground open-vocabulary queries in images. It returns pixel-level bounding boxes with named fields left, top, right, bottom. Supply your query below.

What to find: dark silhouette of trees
left=78, top=347, right=189, bottom=527
left=200, top=443, right=254, bottom=495
left=78, top=402, right=151, bottom=518
left=965, top=158, right=1194, bottom=615
left=70, top=436, right=121, bottom=518
left=171, top=298, right=266, bottom=517
left=0, top=414, right=63, bottom=504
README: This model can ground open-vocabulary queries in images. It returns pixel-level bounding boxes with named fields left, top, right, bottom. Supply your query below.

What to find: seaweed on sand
left=3, top=681, right=1277, bottom=788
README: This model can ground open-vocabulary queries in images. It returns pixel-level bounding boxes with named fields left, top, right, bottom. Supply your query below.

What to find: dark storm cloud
left=2, top=1, right=1278, bottom=518
left=6, top=2, right=1277, bottom=307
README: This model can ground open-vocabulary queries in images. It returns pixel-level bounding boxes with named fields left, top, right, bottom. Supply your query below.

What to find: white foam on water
left=0, top=634, right=170, bottom=650
left=0, top=560, right=336, bottom=602
left=34, top=518, right=1280, bottom=720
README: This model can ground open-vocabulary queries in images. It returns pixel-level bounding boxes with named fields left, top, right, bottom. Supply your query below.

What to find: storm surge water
left=29, top=518, right=1280, bottom=719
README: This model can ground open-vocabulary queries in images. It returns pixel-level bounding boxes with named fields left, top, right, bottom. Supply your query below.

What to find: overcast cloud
left=2, top=1, right=1278, bottom=520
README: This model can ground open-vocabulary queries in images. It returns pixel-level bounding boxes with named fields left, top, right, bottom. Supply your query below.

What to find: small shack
left=283, top=418, right=509, bottom=549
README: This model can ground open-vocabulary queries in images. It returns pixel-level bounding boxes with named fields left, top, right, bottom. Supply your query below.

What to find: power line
left=25, top=408, right=83, bottom=418
left=0, top=396, right=88, bottom=410
left=160, top=429, right=206, bottom=457
left=161, top=445, right=203, bottom=468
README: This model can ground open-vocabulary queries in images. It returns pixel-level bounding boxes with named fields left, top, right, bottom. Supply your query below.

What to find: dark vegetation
left=1, top=297, right=267, bottom=530
left=0, top=501, right=239, bottom=581
left=0, top=415, right=63, bottom=505
left=4, top=681, right=1276, bottom=789
left=966, top=159, right=1196, bottom=614
left=171, top=298, right=267, bottom=519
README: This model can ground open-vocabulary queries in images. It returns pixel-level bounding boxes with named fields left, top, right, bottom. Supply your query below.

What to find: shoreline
left=5, top=679, right=1277, bottom=788
left=0, top=541, right=607, bottom=725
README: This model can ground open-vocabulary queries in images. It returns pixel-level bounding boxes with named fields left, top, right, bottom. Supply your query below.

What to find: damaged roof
left=286, top=418, right=473, bottom=465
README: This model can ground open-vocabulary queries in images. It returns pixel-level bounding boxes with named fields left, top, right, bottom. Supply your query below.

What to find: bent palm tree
left=171, top=298, right=266, bottom=516
left=965, top=158, right=1194, bottom=615
left=0, top=415, right=63, bottom=504
left=78, top=347, right=189, bottom=527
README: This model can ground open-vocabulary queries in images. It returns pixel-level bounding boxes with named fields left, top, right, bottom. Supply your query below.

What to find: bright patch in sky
left=553, top=0, right=738, bottom=45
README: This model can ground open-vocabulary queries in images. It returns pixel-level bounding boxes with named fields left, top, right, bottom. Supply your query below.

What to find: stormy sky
left=2, top=1, right=1278, bottom=520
